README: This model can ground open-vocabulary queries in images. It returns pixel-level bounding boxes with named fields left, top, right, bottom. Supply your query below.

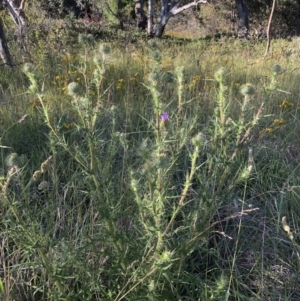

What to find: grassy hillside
left=1, top=32, right=300, bottom=300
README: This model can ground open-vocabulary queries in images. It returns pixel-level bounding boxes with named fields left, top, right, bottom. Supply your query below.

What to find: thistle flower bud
left=28, top=84, right=38, bottom=93
left=7, top=166, right=17, bottom=176
left=78, top=34, right=85, bottom=44
left=78, top=34, right=88, bottom=45
left=86, top=34, right=94, bottom=45
left=214, top=68, right=226, bottom=83
left=110, top=105, right=118, bottom=112
left=151, top=51, right=161, bottom=63
left=79, top=96, right=89, bottom=110
left=93, top=56, right=102, bottom=66
left=161, top=112, right=168, bottom=122
left=240, top=83, right=255, bottom=96
left=271, top=64, right=282, bottom=75
left=192, top=133, right=203, bottom=148
left=67, top=82, right=81, bottom=96
left=131, top=178, right=139, bottom=193
left=99, top=44, right=111, bottom=55
left=164, top=71, right=175, bottom=83
left=148, top=280, right=155, bottom=292
left=159, top=250, right=172, bottom=263
left=175, top=66, right=184, bottom=76
left=148, top=72, right=160, bottom=84
left=148, top=40, right=158, bottom=50
left=23, top=63, right=35, bottom=73
left=5, top=153, right=19, bottom=168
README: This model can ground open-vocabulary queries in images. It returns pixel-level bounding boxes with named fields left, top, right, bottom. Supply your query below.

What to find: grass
left=0, top=33, right=300, bottom=301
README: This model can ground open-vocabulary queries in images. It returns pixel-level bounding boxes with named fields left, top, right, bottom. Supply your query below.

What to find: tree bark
left=235, top=0, right=249, bottom=39
left=0, top=18, right=13, bottom=67
left=147, top=0, right=154, bottom=36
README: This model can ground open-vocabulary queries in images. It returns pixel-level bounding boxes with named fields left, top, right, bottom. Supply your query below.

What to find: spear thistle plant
left=16, top=40, right=287, bottom=300
left=125, top=60, right=284, bottom=299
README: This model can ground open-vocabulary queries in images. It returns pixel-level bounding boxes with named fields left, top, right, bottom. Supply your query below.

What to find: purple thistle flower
left=161, top=112, right=169, bottom=122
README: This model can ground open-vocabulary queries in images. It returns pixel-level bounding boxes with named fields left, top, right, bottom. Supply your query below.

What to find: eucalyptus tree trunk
left=154, top=0, right=169, bottom=38
left=235, top=0, right=249, bottom=39
left=134, top=0, right=147, bottom=29
left=0, top=18, right=13, bottom=67
left=147, top=0, right=154, bottom=36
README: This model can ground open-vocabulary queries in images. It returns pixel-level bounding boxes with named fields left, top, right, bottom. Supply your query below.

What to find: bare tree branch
left=4, top=0, right=26, bottom=28
left=170, top=0, right=207, bottom=16
left=19, top=0, right=26, bottom=10
left=153, top=0, right=208, bottom=37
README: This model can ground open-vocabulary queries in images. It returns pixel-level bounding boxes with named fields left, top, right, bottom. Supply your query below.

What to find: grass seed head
left=41, top=156, right=53, bottom=173
left=38, top=181, right=49, bottom=191
left=32, top=170, right=42, bottom=181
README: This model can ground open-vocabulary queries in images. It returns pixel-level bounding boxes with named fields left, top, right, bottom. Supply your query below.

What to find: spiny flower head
left=99, top=44, right=111, bottom=55
left=78, top=33, right=94, bottom=46
left=271, top=64, right=282, bottom=75
left=151, top=50, right=161, bottom=63
left=148, top=40, right=158, bottom=50
left=192, top=132, right=203, bottom=148
left=214, top=68, right=226, bottom=83
left=23, top=63, right=35, bottom=73
left=93, top=55, right=102, bottom=66
left=161, top=112, right=169, bottom=122
left=148, top=72, right=160, bottom=85
left=67, top=82, right=81, bottom=96
left=240, top=83, right=255, bottom=96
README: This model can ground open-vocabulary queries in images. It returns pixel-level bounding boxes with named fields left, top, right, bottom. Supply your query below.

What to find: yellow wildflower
left=273, top=118, right=284, bottom=129
left=117, top=79, right=125, bottom=90
left=279, top=99, right=293, bottom=110
left=260, top=127, right=273, bottom=137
